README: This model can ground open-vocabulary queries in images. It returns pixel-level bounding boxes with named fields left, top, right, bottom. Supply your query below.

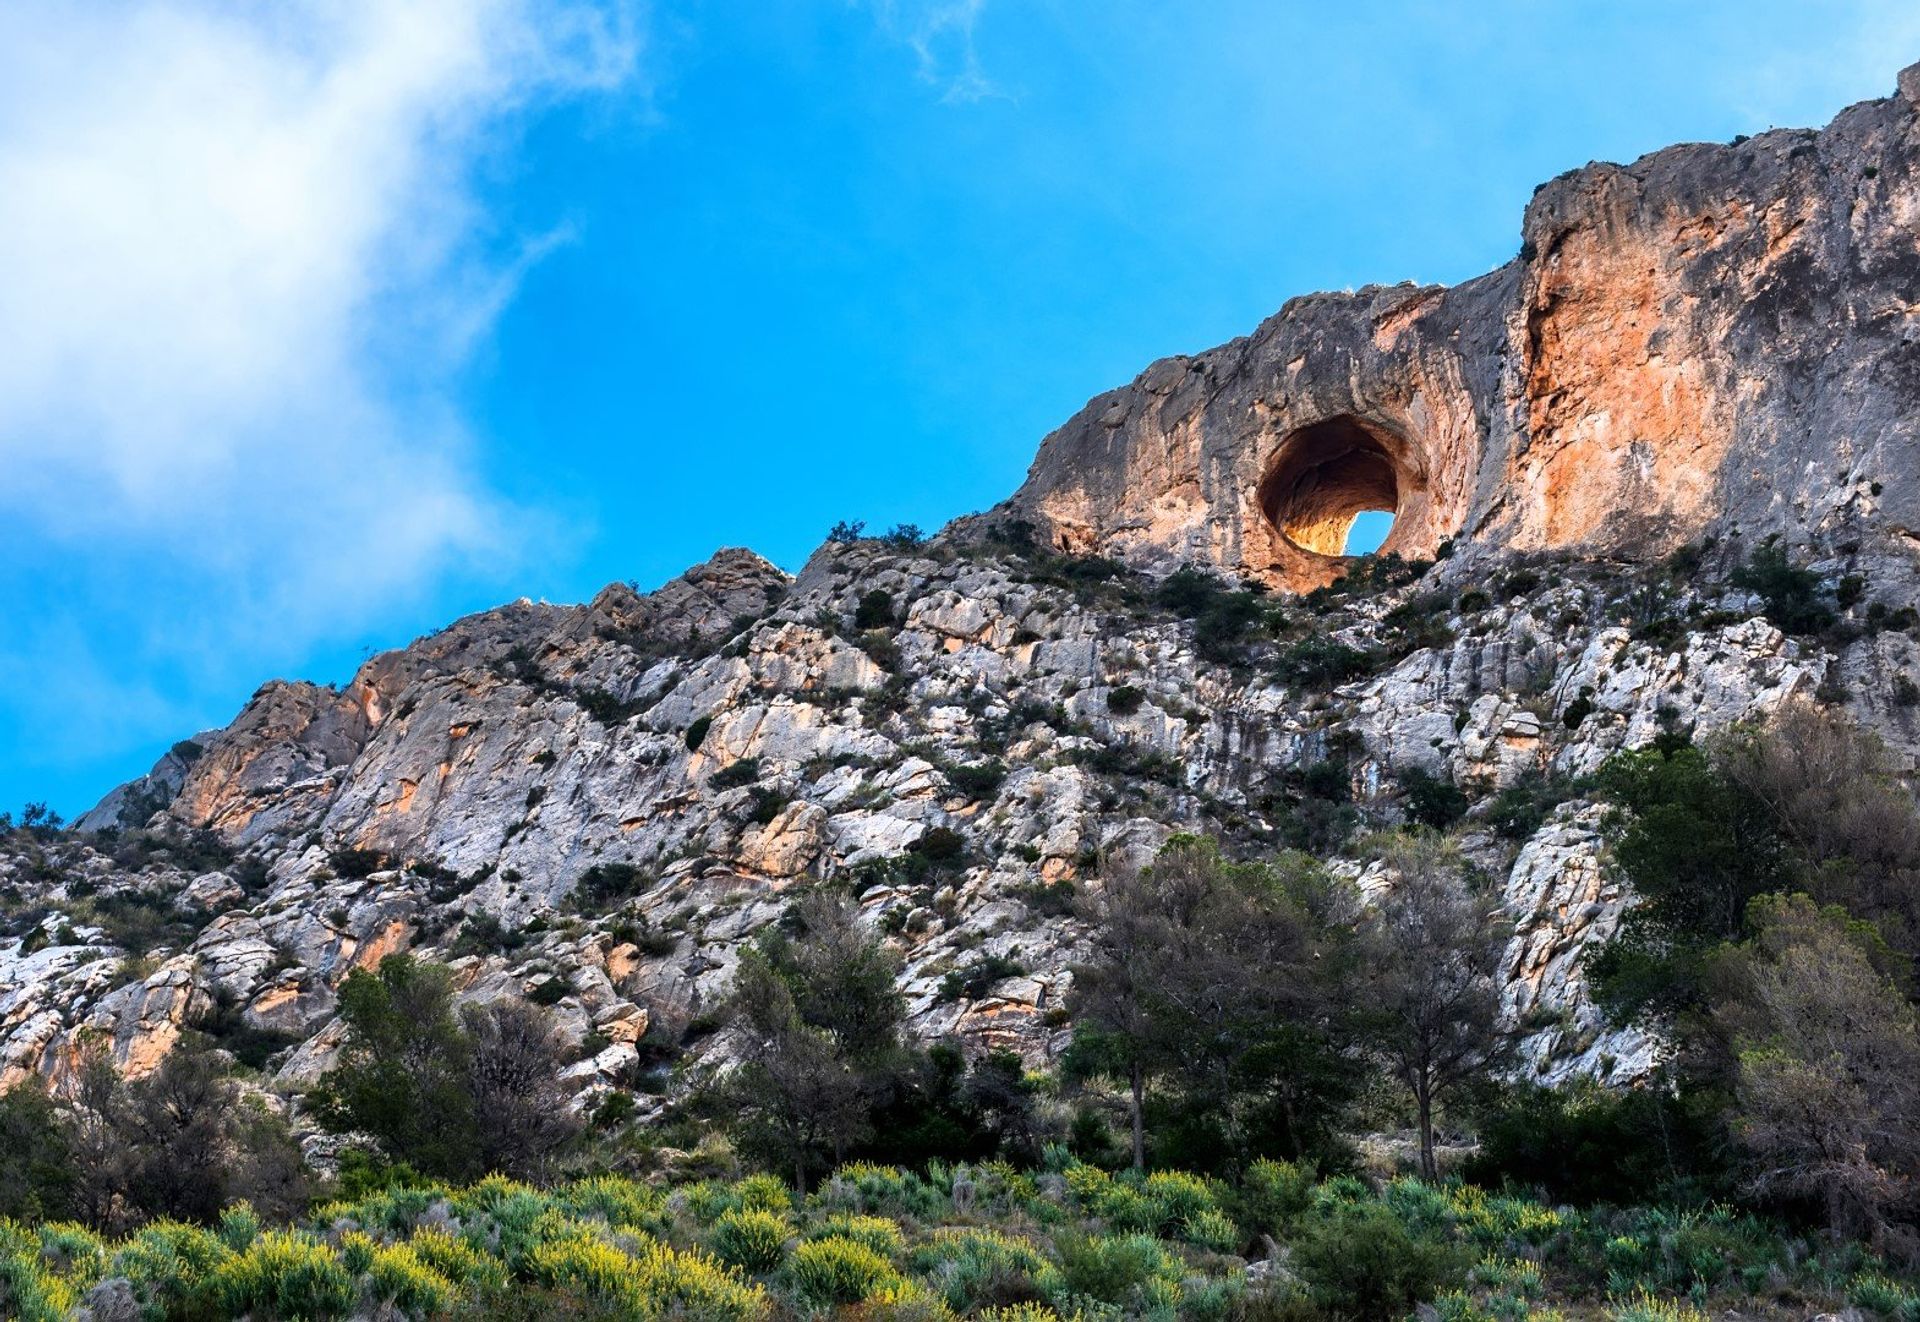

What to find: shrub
left=854, top=590, right=898, bottom=630
left=710, top=1209, right=789, bottom=1273
left=1289, top=1204, right=1463, bottom=1321
left=1106, top=685, right=1145, bottom=715
left=1156, top=567, right=1266, bottom=662
left=33, top=1221, right=105, bottom=1282
left=1730, top=540, right=1835, bottom=635
left=1276, top=637, right=1375, bottom=688
left=937, top=953, right=1026, bottom=1003
left=827, top=520, right=867, bottom=543
left=784, top=1236, right=904, bottom=1309
left=527, top=1233, right=765, bottom=1319
left=911, top=1229, right=1058, bottom=1314
left=1183, top=1208, right=1240, bottom=1253
left=946, top=761, right=1007, bottom=800
left=366, top=1240, right=458, bottom=1315
left=557, top=1175, right=670, bottom=1235
left=685, top=715, right=714, bottom=751
left=1609, top=1292, right=1708, bottom=1322
left=0, top=1232, right=79, bottom=1322
left=111, top=1220, right=234, bottom=1316
left=1052, top=1231, right=1182, bottom=1311
left=1231, top=1158, right=1316, bottom=1239
left=572, top=862, right=648, bottom=912
left=206, top=1230, right=355, bottom=1321
left=406, top=1226, right=506, bottom=1292
left=331, top=847, right=387, bottom=879
left=913, top=826, right=967, bottom=862
left=734, top=1172, right=792, bottom=1214
left=807, top=1213, right=903, bottom=1257
left=1400, top=767, right=1469, bottom=829
left=1849, top=1271, right=1920, bottom=1320
left=710, top=758, right=761, bottom=790
left=1482, top=774, right=1575, bottom=841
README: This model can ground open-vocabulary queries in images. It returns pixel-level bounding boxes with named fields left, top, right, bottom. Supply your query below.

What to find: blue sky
left=3, top=1, right=1916, bottom=816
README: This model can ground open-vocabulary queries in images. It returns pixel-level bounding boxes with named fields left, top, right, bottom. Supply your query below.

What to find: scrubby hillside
left=15, top=525, right=1917, bottom=1113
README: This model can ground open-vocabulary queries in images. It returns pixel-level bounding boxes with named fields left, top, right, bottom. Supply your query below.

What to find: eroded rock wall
left=1005, top=66, right=1920, bottom=590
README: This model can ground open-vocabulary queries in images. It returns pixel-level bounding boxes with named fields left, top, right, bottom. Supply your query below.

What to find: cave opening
left=1257, top=415, right=1413, bottom=559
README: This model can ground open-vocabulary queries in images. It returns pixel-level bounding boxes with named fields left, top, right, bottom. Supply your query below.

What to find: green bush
left=1106, top=684, right=1145, bottom=715
left=365, top=1240, right=458, bottom=1315
left=1730, top=540, right=1835, bottom=635
left=1401, top=766, right=1469, bottom=828
left=1052, top=1231, right=1182, bottom=1310
left=1850, top=1271, right=1920, bottom=1321
left=910, top=1228, right=1058, bottom=1313
left=709, top=1209, right=789, bottom=1273
left=854, top=590, right=897, bottom=630
left=807, top=1213, right=904, bottom=1258
left=206, top=1230, right=355, bottom=1320
left=784, top=1235, right=904, bottom=1308
left=709, top=758, right=762, bottom=790
left=1276, top=637, right=1375, bottom=688
left=1290, top=1203, right=1463, bottom=1321
left=1182, top=1208, right=1240, bottom=1253
left=946, top=760, right=1007, bottom=800
left=1231, top=1157, right=1316, bottom=1240
left=684, top=715, right=713, bottom=750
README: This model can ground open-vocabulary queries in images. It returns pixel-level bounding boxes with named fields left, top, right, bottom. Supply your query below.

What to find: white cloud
left=861, top=0, right=1001, bottom=103
left=0, top=0, right=642, bottom=622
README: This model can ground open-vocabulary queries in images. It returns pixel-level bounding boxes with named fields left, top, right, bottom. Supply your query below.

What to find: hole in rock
left=1258, top=415, right=1411, bottom=558
left=1343, top=510, right=1394, bottom=556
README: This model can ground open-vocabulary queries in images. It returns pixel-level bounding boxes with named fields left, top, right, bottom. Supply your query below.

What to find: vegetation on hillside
left=3, top=1159, right=1913, bottom=1321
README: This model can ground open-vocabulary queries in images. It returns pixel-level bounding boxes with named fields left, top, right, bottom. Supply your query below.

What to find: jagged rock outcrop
left=1004, top=64, right=1920, bottom=591
left=8, top=69, right=1920, bottom=1132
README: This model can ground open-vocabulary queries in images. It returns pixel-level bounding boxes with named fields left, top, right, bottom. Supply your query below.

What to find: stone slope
left=13, top=533, right=1919, bottom=1120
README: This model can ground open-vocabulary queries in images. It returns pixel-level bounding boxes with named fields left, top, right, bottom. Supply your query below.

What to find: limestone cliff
left=8, top=68, right=1920, bottom=1130
left=1005, top=64, right=1920, bottom=591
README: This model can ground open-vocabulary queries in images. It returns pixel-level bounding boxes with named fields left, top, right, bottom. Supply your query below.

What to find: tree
left=62, top=1038, right=307, bottom=1231
left=763, top=892, right=907, bottom=1072
left=1588, top=738, right=1790, bottom=1025
left=1065, top=859, right=1160, bottom=1169
left=1593, top=705, right=1920, bottom=1029
left=715, top=946, right=877, bottom=1192
left=1716, top=703, right=1920, bottom=958
left=1068, top=836, right=1361, bottom=1172
left=0, top=1078, right=73, bottom=1221
left=1711, top=894, right=1920, bottom=1246
left=709, top=894, right=907, bottom=1190
left=463, top=998, right=583, bottom=1178
left=1357, top=836, right=1514, bottom=1180
left=314, top=954, right=583, bottom=1182
left=312, top=955, right=481, bottom=1179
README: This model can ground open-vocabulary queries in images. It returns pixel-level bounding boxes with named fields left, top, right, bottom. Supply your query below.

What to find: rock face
left=8, top=70, right=1920, bottom=1125
left=1004, top=65, right=1920, bottom=591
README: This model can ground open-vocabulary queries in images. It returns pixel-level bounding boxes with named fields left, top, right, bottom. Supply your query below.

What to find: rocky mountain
left=8, top=65, right=1920, bottom=1132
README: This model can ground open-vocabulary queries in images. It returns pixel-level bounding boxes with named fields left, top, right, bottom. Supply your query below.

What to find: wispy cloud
left=0, top=0, right=643, bottom=804
left=861, top=0, right=1003, bottom=103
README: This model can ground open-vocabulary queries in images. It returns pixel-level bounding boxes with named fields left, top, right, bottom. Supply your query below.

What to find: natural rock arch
left=1248, top=414, right=1433, bottom=588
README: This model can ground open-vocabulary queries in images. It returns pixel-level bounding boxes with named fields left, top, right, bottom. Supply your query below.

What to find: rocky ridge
left=9, top=69, right=1920, bottom=1136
